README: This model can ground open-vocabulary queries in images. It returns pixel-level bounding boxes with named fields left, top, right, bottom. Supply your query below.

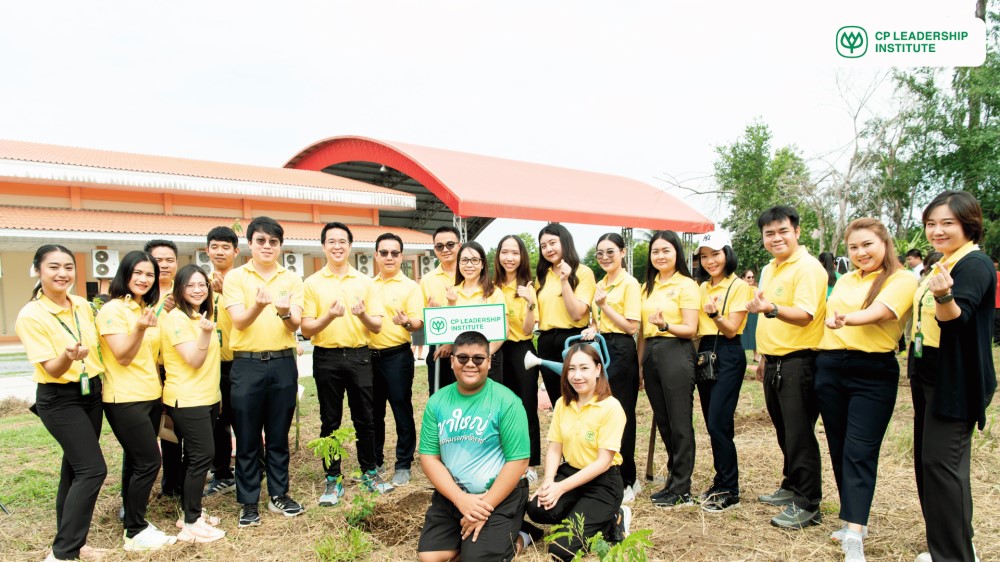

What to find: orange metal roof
left=0, top=206, right=431, bottom=244
left=286, top=136, right=714, bottom=233
left=0, top=139, right=408, bottom=198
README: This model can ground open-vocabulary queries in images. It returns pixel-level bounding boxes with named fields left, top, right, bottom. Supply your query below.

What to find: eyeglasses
left=434, top=241, right=457, bottom=252
left=252, top=237, right=281, bottom=248
left=378, top=250, right=401, bottom=258
left=595, top=250, right=618, bottom=258
left=453, top=354, right=488, bottom=366
left=743, top=274, right=754, bottom=279
left=459, top=257, right=482, bottom=266
left=184, top=283, right=208, bottom=290
left=324, top=239, right=350, bottom=247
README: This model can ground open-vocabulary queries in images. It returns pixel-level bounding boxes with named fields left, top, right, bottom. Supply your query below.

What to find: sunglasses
left=434, top=241, right=458, bottom=252
left=378, top=250, right=401, bottom=258
left=453, top=354, right=488, bottom=366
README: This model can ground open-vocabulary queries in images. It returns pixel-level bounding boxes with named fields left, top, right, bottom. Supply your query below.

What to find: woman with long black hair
left=161, top=264, right=225, bottom=543
left=693, top=231, right=752, bottom=513
left=494, top=234, right=541, bottom=470
left=97, top=250, right=177, bottom=551
left=636, top=230, right=700, bottom=509
left=535, top=224, right=596, bottom=406
left=908, top=191, right=995, bottom=562
left=16, top=246, right=108, bottom=562
left=581, top=232, right=641, bottom=502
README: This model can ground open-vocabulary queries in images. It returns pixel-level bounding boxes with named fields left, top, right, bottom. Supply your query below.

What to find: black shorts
left=417, top=479, right=529, bottom=562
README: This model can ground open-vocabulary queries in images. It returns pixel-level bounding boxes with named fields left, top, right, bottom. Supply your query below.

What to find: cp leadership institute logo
left=836, top=26, right=868, bottom=58
left=429, top=317, right=447, bottom=336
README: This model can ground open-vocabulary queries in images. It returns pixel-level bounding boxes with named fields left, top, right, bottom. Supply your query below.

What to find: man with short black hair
left=223, top=216, right=305, bottom=526
left=906, top=249, right=925, bottom=279
left=746, top=205, right=827, bottom=530
left=417, top=331, right=530, bottom=562
left=421, top=226, right=460, bottom=394
left=371, top=232, right=423, bottom=487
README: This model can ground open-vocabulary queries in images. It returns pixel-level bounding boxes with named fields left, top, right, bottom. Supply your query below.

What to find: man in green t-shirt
left=417, top=331, right=530, bottom=562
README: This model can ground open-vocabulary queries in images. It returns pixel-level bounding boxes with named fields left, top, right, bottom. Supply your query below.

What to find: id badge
left=79, top=372, right=90, bottom=396
left=913, top=333, right=924, bottom=359
left=217, top=329, right=223, bottom=347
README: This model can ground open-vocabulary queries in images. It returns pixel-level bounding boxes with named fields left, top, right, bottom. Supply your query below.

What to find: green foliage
left=344, top=491, right=377, bottom=527
left=307, top=427, right=357, bottom=467
left=314, top=526, right=373, bottom=561
left=544, top=513, right=653, bottom=561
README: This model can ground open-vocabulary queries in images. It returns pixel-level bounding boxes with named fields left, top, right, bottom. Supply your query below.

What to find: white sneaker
left=831, top=524, right=869, bottom=541
left=123, top=522, right=177, bottom=551
left=631, top=480, right=642, bottom=496
left=177, top=520, right=225, bottom=544
left=915, top=547, right=981, bottom=562
left=621, top=485, right=636, bottom=504
left=525, top=468, right=538, bottom=484
left=43, top=553, right=73, bottom=562
left=843, top=537, right=866, bottom=562
left=175, top=510, right=220, bottom=530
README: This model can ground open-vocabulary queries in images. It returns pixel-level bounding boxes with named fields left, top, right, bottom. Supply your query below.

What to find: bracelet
left=933, top=292, right=954, bottom=304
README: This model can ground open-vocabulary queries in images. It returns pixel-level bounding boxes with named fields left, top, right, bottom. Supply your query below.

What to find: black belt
left=370, top=343, right=410, bottom=358
left=763, top=349, right=816, bottom=362
left=233, top=349, right=295, bottom=361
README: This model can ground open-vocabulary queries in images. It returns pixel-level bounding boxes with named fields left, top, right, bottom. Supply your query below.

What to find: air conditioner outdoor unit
left=420, top=254, right=435, bottom=276
left=282, top=253, right=304, bottom=277
left=92, top=249, right=120, bottom=279
left=355, top=253, right=374, bottom=276
left=194, top=250, right=214, bottom=275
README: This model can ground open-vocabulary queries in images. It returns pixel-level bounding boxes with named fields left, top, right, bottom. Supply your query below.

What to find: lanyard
left=915, top=284, right=933, bottom=332
left=595, top=278, right=620, bottom=330
left=48, top=302, right=92, bottom=395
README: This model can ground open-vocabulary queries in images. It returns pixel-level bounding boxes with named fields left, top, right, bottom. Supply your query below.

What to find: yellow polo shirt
left=97, top=297, right=162, bottom=403
left=453, top=283, right=503, bottom=306
left=160, top=308, right=222, bottom=407
left=223, top=262, right=303, bottom=352
left=536, top=265, right=597, bottom=331
left=910, top=240, right=980, bottom=348
left=595, top=272, right=641, bottom=334
left=820, top=269, right=917, bottom=352
left=755, top=247, right=828, bottom=356
left=16, top=294, right=104, bottom=384
left=697, top=275, right=754, bottom=336
left=640, top=274, right=700, bottom=339
left=548, top=395, right=626, bottom=469
left=213, top=294, right=234, bottom=362
left=303, top=265, right=382, bottom=349
left=371, top=271, right=423, bottom=350
left=501, top=281, right=536, bottom=342
left=420, top=265, right=455, bottom=307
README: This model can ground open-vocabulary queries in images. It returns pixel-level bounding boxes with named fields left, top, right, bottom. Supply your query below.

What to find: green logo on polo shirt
left=585, top=430, right=596, bottom=442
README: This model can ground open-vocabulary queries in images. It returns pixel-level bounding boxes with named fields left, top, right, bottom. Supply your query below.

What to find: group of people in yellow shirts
left=16, top=189, right=996, bottom=562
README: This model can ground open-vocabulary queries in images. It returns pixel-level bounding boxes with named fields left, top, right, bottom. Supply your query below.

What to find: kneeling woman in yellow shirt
left=161, top=265, right=225, bottom=543
left=524, top=344, right=628, bottom=561
left=97, top=251, right=177, bottom=551
left=15, top=245, right=107, bottom=562
left=816, top=218, right=916, bottom=560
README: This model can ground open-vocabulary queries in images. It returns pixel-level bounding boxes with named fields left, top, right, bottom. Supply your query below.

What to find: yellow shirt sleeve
left=794, top=265, right=828, bottom=318
left=222, top=267, right=245, bottom=310
left=97, top=300, right=132, bottom=336
left=875, top=270, right=918, bottom=319
left=547, top=399, right=564, bottom=443
left=18, top=311, right=59, bottom=364
left=405, top=283, right=424, bottom=320
left=574, top=266, right=597, bottom=306
left=163, top=308, right=199, bottom=346
left=302, top=276, right=322, bottom=318
left=366, top=280, right=384, bottom=315
left=622, top=278, right=642, bottom=321
left=727, top=279, right=753, bottom=314
left=596, top=399, right=627, bottom=453
left=679, top=277, right=701, bottom=310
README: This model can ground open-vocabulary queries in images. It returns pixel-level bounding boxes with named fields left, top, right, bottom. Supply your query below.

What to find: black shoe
left=697, top=486, right=721, bottom=503
left=650, top=485, right=672, bottom=501
left=238, top=503, right=261, bottom=527
left=758, top=487, right=794, bottom=506
left=770, top=503, right=821, bottom=529
left=701, top=492, right=741, bottom=513
left=610, top=506, right=632, bottom=542
left=651, top=492, right=694, bottom=509
left=268, top=494, right=305, bottom=517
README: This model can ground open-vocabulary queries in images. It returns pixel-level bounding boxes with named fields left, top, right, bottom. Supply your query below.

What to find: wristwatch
left=764, top=304, right=779, bottom=319
left=403, top=320, right=412, bottom=329
left=933, top=292, right=955, bottom=304
left=707, top=311, right=719, bottom=319
left=527, top=302, right=536, bottom=311
left=658, top=322, right=670, bottom=332
left=277, top=311, right=291, bottom=320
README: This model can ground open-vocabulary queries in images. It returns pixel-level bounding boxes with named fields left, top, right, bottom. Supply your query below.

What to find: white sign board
left=423, top=303, right=507, bottom=345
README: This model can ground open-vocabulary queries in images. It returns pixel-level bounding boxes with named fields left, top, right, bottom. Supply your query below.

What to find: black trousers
left=500, top=339, right=541, bottom=466
left=211, top=360, right=234, bottom=479
left=642, top=337, right=696, bottom=495
left=372, top=344, right=416, bottom=470
left=762, top=351, right=822, bottom=512
left=603, top=333, right=639, bottom=488
left=314, top=346, right=377, bottom=476
left=427, top=347, right=504, bottom=395
left=230, top=354, right=297, bottom=504
left=537, top=328, right=583, bottom=406
left=166, top=402, right=220, bottom=523
left=527, top=464, right=624, bottom=562
left=696, top=336, right=745, bottom=495
left=159, top=365, right=184, bottom=497
left=910, top=345, right=978, bottom=562
left=815, top=350, right=897, bottom=525
left=104, top=399, right=162, bottom=537
left=36, top=379, right=107, bottom=560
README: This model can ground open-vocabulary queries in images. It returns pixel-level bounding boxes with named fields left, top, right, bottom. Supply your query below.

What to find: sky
left=0, top=0, right=980, bottom=253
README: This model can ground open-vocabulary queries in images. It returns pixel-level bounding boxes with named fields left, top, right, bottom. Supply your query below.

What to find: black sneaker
left=697, top=486, right=721, bottom=503
left=203, top=477, right=236, bottom=497
left=610, top=506, right=632, bottom=542
left=701, top=492, right=741, bottom=513
left=238, top=503, right=261, bottom=527
left=650, top=485, right=672, bottom=501
left=651, top=492, right=694, bottom=509
left=268, top=494, right=305, bottom=517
